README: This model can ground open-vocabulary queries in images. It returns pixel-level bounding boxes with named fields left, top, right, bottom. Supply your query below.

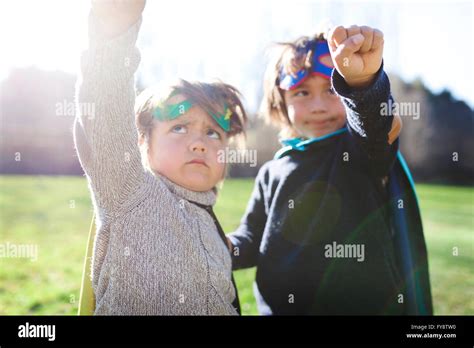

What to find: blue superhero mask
left=279, top=40, right=333, bottom=90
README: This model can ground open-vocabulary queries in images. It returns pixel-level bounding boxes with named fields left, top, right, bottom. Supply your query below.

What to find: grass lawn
left=0, top=176, right=472, bottom=315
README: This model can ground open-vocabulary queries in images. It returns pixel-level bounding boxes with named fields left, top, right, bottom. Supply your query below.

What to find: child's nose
left=309, top=96, right=328, bottom=113
left=189, top=137, right=207, bottom=154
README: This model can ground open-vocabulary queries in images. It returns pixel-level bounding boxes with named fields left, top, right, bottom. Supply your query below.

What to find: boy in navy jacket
left=228, top=25, right=432, bottom=315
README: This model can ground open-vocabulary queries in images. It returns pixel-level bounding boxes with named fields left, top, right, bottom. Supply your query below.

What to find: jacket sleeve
left=227, top=163, right=270, bottom=270
left=332, top=63, right=399, bottom=178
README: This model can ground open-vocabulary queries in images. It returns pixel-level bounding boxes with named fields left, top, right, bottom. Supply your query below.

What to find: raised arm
left=74, top=0, right=146, bottom=213
left=328, top=25, right=401, bottom=177
left=91, top=0, right=146, bottom=40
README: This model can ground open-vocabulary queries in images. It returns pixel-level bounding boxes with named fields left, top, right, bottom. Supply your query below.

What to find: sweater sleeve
left=331, top=63, right=399, bottom=177
left=227, top=164, right=269, bottom=270
left=73, top=12, right=145, bottom=213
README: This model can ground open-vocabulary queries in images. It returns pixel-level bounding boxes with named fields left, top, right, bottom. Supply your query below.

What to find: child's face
left=283, top=75, right=346, bottom=138
left=147, top=95, right=228, bottom=192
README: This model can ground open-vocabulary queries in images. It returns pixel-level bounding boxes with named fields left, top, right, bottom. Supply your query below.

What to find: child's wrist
left=344, top=73, right=377, bottom=89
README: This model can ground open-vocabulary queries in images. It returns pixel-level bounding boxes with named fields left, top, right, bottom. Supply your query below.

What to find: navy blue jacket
left=229, top=67, right=432, bottom=315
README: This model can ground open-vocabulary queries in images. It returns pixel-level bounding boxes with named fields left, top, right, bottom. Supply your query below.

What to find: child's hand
left=226, top=237, right=233, bottom=254
left=91, top=0, right=146, bottom=39
left=328, top=25, right=384, bottom=88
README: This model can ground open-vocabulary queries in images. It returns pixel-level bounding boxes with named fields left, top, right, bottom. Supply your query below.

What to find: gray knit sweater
left=73, top=14, right=237, bottom=315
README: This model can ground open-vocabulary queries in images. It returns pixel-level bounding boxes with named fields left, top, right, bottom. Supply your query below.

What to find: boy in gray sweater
left=74, top=0, right=246, bottom=315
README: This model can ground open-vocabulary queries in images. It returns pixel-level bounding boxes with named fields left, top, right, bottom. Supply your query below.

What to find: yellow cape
left=78, top=214, right=96, bottom=315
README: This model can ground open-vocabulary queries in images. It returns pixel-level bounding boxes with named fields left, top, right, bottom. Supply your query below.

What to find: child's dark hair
left=261, top=32, right=327, bottom=138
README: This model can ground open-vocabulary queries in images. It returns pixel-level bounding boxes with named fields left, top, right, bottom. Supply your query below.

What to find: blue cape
left=276, top=130, right=433, bottom=315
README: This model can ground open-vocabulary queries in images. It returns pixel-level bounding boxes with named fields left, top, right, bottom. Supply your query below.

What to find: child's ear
left=138, top=134, right=145, bottom=146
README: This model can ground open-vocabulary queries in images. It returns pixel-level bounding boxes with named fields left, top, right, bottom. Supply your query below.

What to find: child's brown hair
left=135, top=79, right=248, bottom=166
left=261, top=32, right=327, bottom=139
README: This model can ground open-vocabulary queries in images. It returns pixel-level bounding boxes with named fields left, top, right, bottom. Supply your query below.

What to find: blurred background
left=0, top=0, right=472, bottom=315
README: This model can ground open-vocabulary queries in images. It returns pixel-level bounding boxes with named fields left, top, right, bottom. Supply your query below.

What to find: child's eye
left=294, top=90, right=309, bottom=97
left=171, top=125, right=187, bottom=134
left=207, top=128, right=221, bottom=139
left=327, top=87, right=337, bottom=95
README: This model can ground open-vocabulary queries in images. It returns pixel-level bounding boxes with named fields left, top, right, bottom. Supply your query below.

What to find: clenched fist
left=328, top=25, right=384, bottom=88
left=91, top=0, right=146, bottom=39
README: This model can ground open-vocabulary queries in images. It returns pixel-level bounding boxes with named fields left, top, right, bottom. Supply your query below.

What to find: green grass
left=415, top=185, right=473, bottom=315
left=0, top=176, right=472, bottom=315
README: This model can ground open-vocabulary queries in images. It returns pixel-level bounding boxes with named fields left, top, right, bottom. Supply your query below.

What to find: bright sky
left=0, top=0, right=472, bottom=110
